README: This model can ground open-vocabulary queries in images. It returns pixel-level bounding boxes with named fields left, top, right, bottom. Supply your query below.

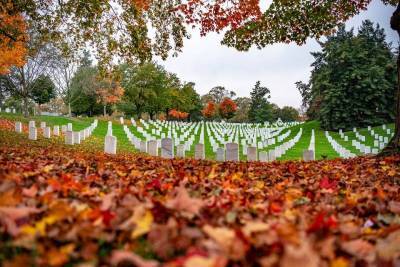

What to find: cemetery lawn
left=0, top=112, right=394, bottom=161
left=0, top=123, right=400, bottom=266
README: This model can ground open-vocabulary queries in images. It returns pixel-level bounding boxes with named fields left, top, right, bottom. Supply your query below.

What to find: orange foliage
left=202, top=101, right=217, bottom=118
left=168, top=109, right=189, bottom=120
left=0, top=2, right=28, bottom=74
left=96, top=78, right=125, bottom=105
left=219, top=97, right=237, bottom=119
left=177, top=0, right=261, bottom=36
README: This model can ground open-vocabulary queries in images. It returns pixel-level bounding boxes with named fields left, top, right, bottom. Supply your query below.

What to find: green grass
left=0, top=112, right=395, bottom=162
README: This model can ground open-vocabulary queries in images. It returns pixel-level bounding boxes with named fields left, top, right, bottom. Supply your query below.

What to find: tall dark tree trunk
left=23, top=96, right=29, bottom=117
left=382, top=2, right=400, bottom=154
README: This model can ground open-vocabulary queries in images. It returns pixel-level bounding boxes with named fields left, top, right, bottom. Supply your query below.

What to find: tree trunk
left=68, top=102, right=72, bottom=117
left=23, top=96, right=29, bottom=117
left=381, top=2, right=400, bottom=155
left=103, top=105, right=106, bottom=117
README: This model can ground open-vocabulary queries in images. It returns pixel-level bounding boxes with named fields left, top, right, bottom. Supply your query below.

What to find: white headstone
left=15, top=122, right=22, bottom=133
left=65, top=131, right=74, bottom=145
left=67, top=123, right=73, bottom=131
left=53, top=126, right=60, bottom=136
left=147, top=140, right=158, bottom=156
left=29, top=127, right=37, bottom=140
left=176, top=144, right=185, bottom=158
left=140, top=140, right=147, bottom=153
left=104, top=135, right=117, bottom=154
left=29, top=121, right=35, bottom=128
left=61, top=125, right=67, bottom=133
left=120, top=117, right=124, bottom=125
left=161, top=138, right=174, bottom=159
left=216, top=147, right=225, bottom=161
left=43, top=127, right=51, bottom=138
left=303, top=150, right=315, bottom=161
left=226, top=143, right=239, bottom=161
left=73, top=132, right=81, bottom=144
left=259, top=151, right=268, bottom=162
left=40, top=121, right=46, bottom=129
left=194, top=144, right=205, bottom=160
left=247, top=146, right=257, bottom=161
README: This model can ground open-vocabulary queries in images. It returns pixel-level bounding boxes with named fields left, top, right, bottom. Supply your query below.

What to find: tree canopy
left=298, top=21, right=396, bottom=130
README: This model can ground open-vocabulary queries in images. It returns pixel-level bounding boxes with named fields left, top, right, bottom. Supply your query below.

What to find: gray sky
left=156, top=1, right=397, bottom=109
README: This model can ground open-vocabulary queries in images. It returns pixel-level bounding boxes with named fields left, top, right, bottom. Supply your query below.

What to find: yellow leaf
left=131, top=210, right=153, bottom=239
left=255, top=181, right=264, bottom=190
left=184, top=255, right=216, bottom=267
left=20, top=215, right=59, bottom=236
left=331, top=257, right=349, bottom=267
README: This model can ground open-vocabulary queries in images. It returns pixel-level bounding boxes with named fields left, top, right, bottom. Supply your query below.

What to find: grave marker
left=161, top=138, right=174, bottom=159
left=65, top=131, right=74, bottom=145
left=194, top=144, right=205, bottom=160
left=247, top=146, right=257, bottom=161
left=29, top=127, right=37, bottom=140
left=15, top=122, right=22, bottom=133
left=216, top=147, right=225, bottom=161
left=226, top=143, right=239, bottom=161
left=104, top=135, right=117, bottom=154
left=44, top=127, right=51, bottom=138
left=148, top=140, right=158, bottom=156
left=303, top=150, right=315, bottom=161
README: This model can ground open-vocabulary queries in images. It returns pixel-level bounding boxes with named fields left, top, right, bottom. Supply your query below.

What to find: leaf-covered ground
left=0, top=123, right=400, bottom=267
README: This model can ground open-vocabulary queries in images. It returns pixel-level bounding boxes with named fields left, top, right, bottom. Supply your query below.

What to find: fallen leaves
left=0, top=126, right=400, bottom=266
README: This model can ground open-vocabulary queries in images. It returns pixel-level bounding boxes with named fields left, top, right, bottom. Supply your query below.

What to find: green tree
left=31, top=74, right=56, bottom=112
left=298, top=21, right=396, bottom=130
left=248, top=81, right=273, bottom=123
left=70, top=62, right=104, bottom=116
left=279, top=106, right=300, bottom=122
left=232, top=97, right=251, bottom=122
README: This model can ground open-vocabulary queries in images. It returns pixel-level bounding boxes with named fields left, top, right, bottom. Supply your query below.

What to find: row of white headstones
left=323, top=125, right=393, bottom=158
left=1, top=107, right=16, bottom=113
left=110, top=119, right=307, bottom=161
left=15, top=120, right=98, bottom=145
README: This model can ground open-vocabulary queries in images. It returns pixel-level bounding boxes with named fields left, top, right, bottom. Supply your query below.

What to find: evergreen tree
left=248, top=81, right=273, bottom=123
left=298, top=20, right=396, bottom=130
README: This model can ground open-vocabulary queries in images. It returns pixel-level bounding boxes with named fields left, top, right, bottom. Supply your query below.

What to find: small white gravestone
left=247, top=146, right=257, bottom=161
left=303, top=150, right=315, bottom=161
left=259, top=151, right=268, bottom=162
left=53, top=126, right=60, bottom=136
left=61, top=125, right=67, bottom=133
left=12, top=108, right=16, bottom=113
left=73, top=132, right=81, bottom=144
left=226, top=143, right=239, bottom=161
left=161, top=138, right=174, bottom=159
left=140, top=140, right=147, bottom=153
left=15, top=122, right=22, bottom=133
left=5, top=108, right=10, bottom=113
left=120, top=117, right=124, bottom=125
left=194, top=144, right=205, bottom=160
left=104, top=135, right=117, bottom=155
left=67, top=123, right=73, bottom=131
left=176, top=144, right=185, bottom=158
left=29, top=121, right=35, bottom=128
left=79, top=130, right=85, bottom=141
left=40, top=121, right=46, bottom=129
left=43, top=127, right=51, bottom=138
left=147, top=140, right=158, bottom=156
left=65, top=131, right=74, bottom=145
left=29, top=127, right=37, bottom=140
left=216, top=147, right=225, bottom=161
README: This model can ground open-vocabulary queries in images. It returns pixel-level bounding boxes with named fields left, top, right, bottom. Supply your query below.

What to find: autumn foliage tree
left=0, top=2, right=27, bottom=74
left=202, top=101, right=217, bottom=119
left=218, top=97, right=237, bottom=119
left=96, top=79, right=124, bottom=116
left=168, top=109, right=189, bottom=120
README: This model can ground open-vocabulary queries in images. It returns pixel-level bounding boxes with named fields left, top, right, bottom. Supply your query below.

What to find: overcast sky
left=156, top=1, right=397, bottom=109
